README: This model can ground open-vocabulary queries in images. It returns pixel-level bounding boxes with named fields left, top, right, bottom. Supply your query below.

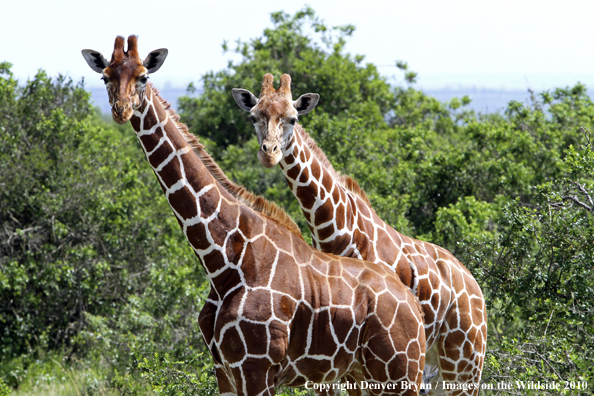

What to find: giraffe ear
left=81, top=50, right=109, bottom=73
left=143, top=49, right=168, bottom=73
left=293, top=93, right=319, bottom=115
left=232, top=88, right=259, bottom=112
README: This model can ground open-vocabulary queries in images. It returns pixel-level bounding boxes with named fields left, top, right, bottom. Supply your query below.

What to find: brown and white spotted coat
left=83, top=36, right=427, bottom=396
left=233, top=74, right=488, bottom=396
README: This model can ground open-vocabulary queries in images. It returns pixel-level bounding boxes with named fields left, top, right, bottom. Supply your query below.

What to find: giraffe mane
left=149, top=84, right=304, bottom=240
left=295, top=124, right=371, bottom=206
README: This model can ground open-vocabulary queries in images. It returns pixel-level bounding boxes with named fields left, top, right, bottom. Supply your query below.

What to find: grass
left=2, top=351, right=154, bottom=396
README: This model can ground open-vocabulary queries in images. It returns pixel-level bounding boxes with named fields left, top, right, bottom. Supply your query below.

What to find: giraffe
left=232, top=74, right=488, bottom=396
left=82, top=36, right=428, bottom=396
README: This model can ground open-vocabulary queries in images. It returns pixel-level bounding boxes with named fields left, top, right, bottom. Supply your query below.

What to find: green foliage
left=460, top=135, right=594, bottom=387
left=178, top=6, right=393, bottom=148
left=0, top=378, right=10, bottom=396
left=139, top=353, right=217, bottom=396
left=0, top=64, right=209, bottom=393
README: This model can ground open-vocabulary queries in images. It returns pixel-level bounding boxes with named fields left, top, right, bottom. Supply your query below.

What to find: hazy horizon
left=4, top=0, right=594, bottom=94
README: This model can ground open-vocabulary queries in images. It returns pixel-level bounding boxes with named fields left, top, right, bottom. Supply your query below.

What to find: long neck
left=131, top=85, right=258, bottom=296
left=279, top=125, right=382, bottom=261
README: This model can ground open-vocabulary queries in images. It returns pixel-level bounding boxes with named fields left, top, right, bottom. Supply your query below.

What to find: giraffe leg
left=231, top=358, right=279, bottom=396
left=419, top=344, right=441, bottom=395
left=360, top=319, right=425, bottom=395
left=433, top=299, right=487, bottom=396
left=215, top=365, right=238, bottom=396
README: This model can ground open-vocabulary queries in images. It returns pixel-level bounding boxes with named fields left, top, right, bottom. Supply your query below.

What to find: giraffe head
left=232, top=74, right=319, bottom=168
left=81, top=35, right=168, bottom=124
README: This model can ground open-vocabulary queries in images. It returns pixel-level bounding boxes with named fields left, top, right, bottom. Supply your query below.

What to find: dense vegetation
left=1, top=7, right=592, bottom=395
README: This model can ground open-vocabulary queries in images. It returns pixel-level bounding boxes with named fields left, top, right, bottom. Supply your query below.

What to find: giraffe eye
left=249, top=115, right=257, bottom=124
left=288, top=117, right=298, bottom=125
left=101, top=76, right=108, bottom=84
left=139, top=75, right=148, bottom=84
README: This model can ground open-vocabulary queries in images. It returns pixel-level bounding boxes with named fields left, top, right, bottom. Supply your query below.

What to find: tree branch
left=561, top=195, right=593, bottom=212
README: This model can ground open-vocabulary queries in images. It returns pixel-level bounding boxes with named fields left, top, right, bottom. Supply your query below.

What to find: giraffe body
left=83, top=37, right=426, bottom=396
left=233, top=74, right=488, bottom=396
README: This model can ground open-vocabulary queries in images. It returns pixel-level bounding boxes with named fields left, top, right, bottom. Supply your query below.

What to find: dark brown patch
left=185, top=222, right=210, bottom=251
left=286, top=305, right=311, bottom=357
left=243, top=289, right=273, bottom=321
left=286, top=163, right=300, bottom=181
left=335, top=203, right=346, bottom=230
left=157, top=155, right=182, bottom=188
left=312, top=311, right=337, bottom=357
left=148, top=139, right=173, bottom=169
left=317, top=224, right=336, bottom=241
left=423, top=305, right=435, bottom=326
left=207, top=217, right=227, bottom=247
left=168, top=186, right=198, bottom=219
left=212, top=266, right=242, bottom=293
left=313, top=199, right=333, bottom=226
left=295, top=357, right=331, bottom=382
left=139, top=126, right=164, bottom=153
left=299, top=150, right=306, bottom=163
left=238, top=211, right=264, bottom=239
left=332, top=185, right=341, bottom=205
left=143, top=101, right=159, bottom=130
left=376, top=291, right=397, bottom=328
left=130, top=114, right=141, bottom=131
left=203, top=248, right=226, bottom=273
left=321, top=171, right=334, bottom=192
left=310, top=160, right=321, bottom=180
left=376, top=230, right=399, bottom=267
left=273, top=294, right=297, bottom=321
left=445, top=329, right=466, bottom=355
left=240, top=321, right=268, bottom=355
left=241, top=237, right=275, bottom=287
left=298, top=167, right=310, bottom=184
left=220, top=326, right=246, bottom=364
left=334, top=347, right=354, bottom=370
left=330, top=307, right=354, bottom=344
left=225, top=230, right=245, bottom=265
left=198, top=185, right=221, bottom=219
left=318, top=241, right=335, bottom=252
left=284, top=153, right=295, bottom=165
left=270, top=253, right=301, bottom=301
left=296, top=184, right=317, bottom=210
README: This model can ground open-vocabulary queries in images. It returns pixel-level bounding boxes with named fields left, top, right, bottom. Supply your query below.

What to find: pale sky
left=3, top=0, right=594, bottom=91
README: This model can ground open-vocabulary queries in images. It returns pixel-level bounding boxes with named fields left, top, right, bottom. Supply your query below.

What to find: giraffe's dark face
left=232, top=74, right=319, bottom=168
left=82, top=35, right=168, bottom=125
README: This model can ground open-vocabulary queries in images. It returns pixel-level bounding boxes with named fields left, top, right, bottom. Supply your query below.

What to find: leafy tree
left=0, top=64, right=210, bottom=392
left=459, top=128, right=594, bottom=389
left=178, top=6, right=394, bottom=149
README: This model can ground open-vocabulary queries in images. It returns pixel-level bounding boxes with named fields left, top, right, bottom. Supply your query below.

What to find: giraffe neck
left=130, top=84, right=261, bottom=296
left=279, top=125, right=378, bottom=259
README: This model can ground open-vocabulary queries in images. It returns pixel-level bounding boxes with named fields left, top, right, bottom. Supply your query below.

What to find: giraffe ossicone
left=234, top=74, right=488, bottom=396
left=83, top=36, right=427, bottom=396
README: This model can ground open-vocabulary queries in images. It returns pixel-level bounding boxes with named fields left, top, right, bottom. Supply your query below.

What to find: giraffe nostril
left=273, top=145, right=278, bottom=152
left=262, top=144, right=268, bottom=152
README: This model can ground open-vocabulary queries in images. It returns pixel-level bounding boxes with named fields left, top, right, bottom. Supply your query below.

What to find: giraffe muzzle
left=112, top=102, right=133, bottom=124
left=258, top=140, right=282, bottom=168
left=261, top=142, right=279, bottom=154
